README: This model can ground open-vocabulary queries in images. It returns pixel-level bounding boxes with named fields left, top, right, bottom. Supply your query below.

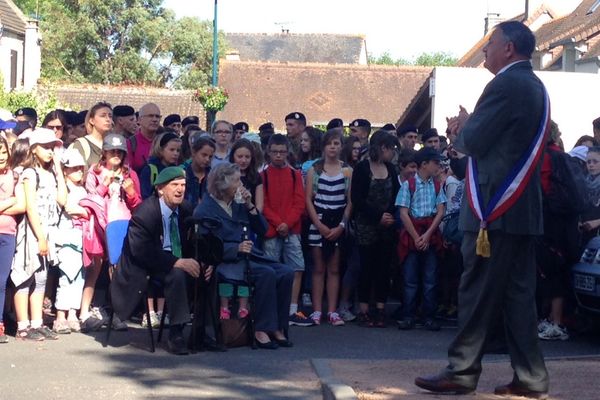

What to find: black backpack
left=545, top=148, right=588, bottom=215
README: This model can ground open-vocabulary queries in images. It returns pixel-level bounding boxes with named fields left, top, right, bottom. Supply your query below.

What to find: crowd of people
left=0, top=97, right=598, bottom=353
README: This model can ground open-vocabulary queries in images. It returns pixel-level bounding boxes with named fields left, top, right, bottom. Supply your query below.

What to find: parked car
left=572, top=237, right=600, bottom=315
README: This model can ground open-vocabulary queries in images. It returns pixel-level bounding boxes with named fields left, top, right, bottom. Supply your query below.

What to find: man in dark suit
left=415, top=21, right=549, bottom=399
left=111, top=167, right=212, bottom=355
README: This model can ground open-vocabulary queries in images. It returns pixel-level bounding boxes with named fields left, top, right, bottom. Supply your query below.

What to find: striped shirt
left=395, top=174, right=446, bottom=218
left=313, top=172, right=347, bottom=210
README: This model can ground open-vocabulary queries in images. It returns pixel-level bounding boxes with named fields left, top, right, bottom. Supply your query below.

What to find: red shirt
left=541, top=143, right=562, bottom=195
left=127, top=130, right=154, bottom=174
left=0, top=169, right=16, bottom=235
left=261, top=165, right=305, bottom=238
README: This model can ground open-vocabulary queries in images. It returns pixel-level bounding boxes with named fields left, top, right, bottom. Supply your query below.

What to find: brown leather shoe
left=494, top=383, right=548, bottom=399
left=415, top=373, right=474, bottom=394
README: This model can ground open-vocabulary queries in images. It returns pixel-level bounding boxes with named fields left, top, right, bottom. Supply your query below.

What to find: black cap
left=414, top=147, right=445, bottom=164
left=258, top=122, right=275, bottom=134
left=234, top=121, right=249, bottom=132
left=15, top=107, right=37, bottom=120
left=64, top=111, right=78, bottom=126
left=349, top=119, right=371, bottom=130
left=396, top=124, right=418, bottom=137
left=326, top=118, right=344, bottom=130
left=182, top=116, right=200, bottom=128
left=113, top=105, right=135, bottom=117
left=421, top=128, right=439, bottom=143
left=285, top=112, right=306, bottom=123
left=163, top=114, right=181, bottom=126
left=13, top=121, right=32, bottom=136
left=382, top=123, right=396, bottom=131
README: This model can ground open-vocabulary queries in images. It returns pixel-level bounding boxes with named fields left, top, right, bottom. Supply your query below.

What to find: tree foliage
left=369, top=51, right=458, bottom=67
left=12, top=0, right=225, bottom=89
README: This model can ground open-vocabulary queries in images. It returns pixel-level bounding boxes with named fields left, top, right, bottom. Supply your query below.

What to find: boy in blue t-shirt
left=396, top=147, right=446, bottom=331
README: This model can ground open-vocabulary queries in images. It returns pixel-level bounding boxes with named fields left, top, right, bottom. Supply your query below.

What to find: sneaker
left=288, top=311, right=315, bottom=327
left=338, top=307, right=356, bottom=322
left=52, top=320, right=71, bottom=335
left=435, top=304, right=448, bottom=318
left=537, top=318, right=552, bottom=334
left=328, top=312, right=345, bottom=326
left=16, top=327, right=45, bottom=341
left=80, top=316, right=104, bottom=333
left=67, top=319, right=81, bottom=333
left=445, top=305, right=458, bottom=320
left=91, top=306, right=106, bottom=322
left=36, top=325, right=60, bottom=340
left=309, top=311, right=322, bottom=325
left=356, top=312, right=374, bottom=327
left=141, top=312, right=160, bottom=328
left=238, top=308, right=249, bottom=319
left=302, top=293, right=313, bottom=307
left=0, top=323, right=8, bottom=343
left=220, top=308, right=231, bottom=320
left=423, top=319, right=441, bottom=331
left=373, top=309, right=386, bottom=328
left=538, top=323, right=569, bottom=341
left=398, top=318, right=415, bottom=330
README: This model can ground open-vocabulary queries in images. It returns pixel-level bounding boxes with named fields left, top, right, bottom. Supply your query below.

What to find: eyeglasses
left=47, top=125, right=63, bottom=131
left=214, top=130, right=232, bottom=135
left=269, top=150, right=288, bottom=155
left=141, top=114, right=161, bottom=119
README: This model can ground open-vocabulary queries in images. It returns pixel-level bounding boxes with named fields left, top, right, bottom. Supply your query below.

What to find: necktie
left=169, top=212, right=182, bottom=258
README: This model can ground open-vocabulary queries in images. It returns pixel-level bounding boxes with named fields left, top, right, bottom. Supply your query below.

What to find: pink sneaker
left=220, top=308, right=231, bottom=320
left=309, top=311, right=322, bottom=325
left=328, top=312, right=345, bottom=326
left=238, top=308, right=249, bottom=319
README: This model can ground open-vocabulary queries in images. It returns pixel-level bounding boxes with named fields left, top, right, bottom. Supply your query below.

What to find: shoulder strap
left=74, top=137, right=91, bottom=163
left=408, top=176, right=416, bottom=195
left=149, top=164, right=159, bottom=185
left=129, top=135, right=138, bottom=155
left=434, top=179, right=441, bottom=196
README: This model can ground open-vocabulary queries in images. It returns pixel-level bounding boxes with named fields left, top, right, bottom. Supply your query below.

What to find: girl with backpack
left=305, top=130, right=352, bottom=326
left=139, top=131, right=182, bottom=199
left=12, top=129, right=67, bottom=340
left=82, top=133, right=141, bottom=332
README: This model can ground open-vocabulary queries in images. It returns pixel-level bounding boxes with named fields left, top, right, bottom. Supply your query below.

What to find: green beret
left=154, top=166, right=186, bottom=186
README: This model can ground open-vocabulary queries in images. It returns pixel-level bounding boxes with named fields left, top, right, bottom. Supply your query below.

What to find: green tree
left=12, top=0, right=222, bottom=88
left=369, top=51, right=457, bottom=67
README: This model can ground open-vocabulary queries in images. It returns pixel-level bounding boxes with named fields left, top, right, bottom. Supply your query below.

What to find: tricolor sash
left=465, top=87, right=550, bottom=257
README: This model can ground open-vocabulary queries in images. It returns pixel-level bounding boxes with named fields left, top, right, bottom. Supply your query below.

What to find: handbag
left=220, top=317, right=251, bottom=348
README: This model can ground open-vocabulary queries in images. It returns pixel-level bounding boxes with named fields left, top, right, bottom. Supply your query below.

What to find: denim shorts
left=263, top=234, right=305, bottom=272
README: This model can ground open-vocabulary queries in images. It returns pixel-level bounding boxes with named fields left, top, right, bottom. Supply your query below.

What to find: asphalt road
left=1, top=312, right=599, bottom=400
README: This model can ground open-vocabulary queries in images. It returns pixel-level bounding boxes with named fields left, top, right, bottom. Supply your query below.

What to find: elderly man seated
left=111, top=166, right=212, bottom=355
left=194, top=163, right=294, bottom=349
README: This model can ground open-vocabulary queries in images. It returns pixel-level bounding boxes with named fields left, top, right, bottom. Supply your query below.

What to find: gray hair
left=207, top=163, right=240, bottom=199
left=210, top=120, right=233, bottom=135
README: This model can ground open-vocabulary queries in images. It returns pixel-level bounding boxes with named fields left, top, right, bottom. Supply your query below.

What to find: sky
left=162, top=0, right=582, bottom=60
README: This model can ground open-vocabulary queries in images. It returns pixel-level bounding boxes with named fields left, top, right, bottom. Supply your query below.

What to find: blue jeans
left=402, top=248, right=438, bottom=319
left=0, top=234, right=16, bottom=323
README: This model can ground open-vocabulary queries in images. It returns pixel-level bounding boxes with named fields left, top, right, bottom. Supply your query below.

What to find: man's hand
left=174, top=258, right=200, bottom=278
left=203, top=264, right=213, bottom=282
left=447, top=106, right=470, bottom=136
left=276, top=223, right=289, bottom=237
left=238, top=240, right=253, bottom=254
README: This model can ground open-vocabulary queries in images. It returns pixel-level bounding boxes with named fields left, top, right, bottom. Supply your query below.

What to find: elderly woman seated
left=194, top=163, right=295, bottom=349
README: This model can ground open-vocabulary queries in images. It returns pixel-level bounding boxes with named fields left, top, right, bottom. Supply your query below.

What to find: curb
left=311, top=359, right=358, bottom=400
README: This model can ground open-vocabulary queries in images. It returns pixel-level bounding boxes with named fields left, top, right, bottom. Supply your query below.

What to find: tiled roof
left=0, top=0, right=28, bottom=35
left=40, top=84, right=205, bottom=122
left=458, top=4, right=558, bottom=68
left=217, top=60, right=431, bottom=130
left=225, top=33, right=366, bottom=64
left=535, top=0, right=600, bottom=51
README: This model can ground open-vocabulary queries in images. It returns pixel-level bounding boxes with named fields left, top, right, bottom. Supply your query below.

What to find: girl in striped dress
left=305, top=129, right=352, bottom=326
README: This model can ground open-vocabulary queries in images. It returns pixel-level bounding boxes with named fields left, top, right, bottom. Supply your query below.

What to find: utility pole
left=212, top=0, right=218, bottom=87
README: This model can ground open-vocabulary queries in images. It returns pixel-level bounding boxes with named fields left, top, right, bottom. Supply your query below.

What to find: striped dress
left=308, top=171, right=348, bottom=247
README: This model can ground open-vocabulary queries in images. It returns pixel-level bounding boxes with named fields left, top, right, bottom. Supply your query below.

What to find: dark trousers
left=357, top=242, right=392, bottom=304
left=163, top=268, right=191, bottom=326
left=251, top=262, right=294, bottom=332
left=402, top=248, right=437, bottom=319
left=444, top=231, right=548, bottom=392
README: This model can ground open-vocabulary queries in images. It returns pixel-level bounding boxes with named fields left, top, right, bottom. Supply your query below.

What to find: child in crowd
left=229, top=139, right=264, bottom=212
left=261, top=134, right=313, bottom=326
left=52, top=149, right=88, bottom=334
left=0, top=136, right=25, bottom=343
left=305, top=130, right=352, bottom=326
left=396, top=147, right=446, bottom=331
left=83, top=133, right=141, bottom=332
left=299, top=127, right=322, bottom=176
left=140, top=131, right=182, bottom=199
left=184, top=137, right=215, bottom=207
left=12, top=128, right=67, bottom=341
left=398, top=148, right=417, bottom=183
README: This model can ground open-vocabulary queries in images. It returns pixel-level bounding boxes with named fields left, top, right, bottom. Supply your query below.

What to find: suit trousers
left=163, top=268, right=191, bottom=326
left=444, top=231, right=549, bottom=392
left=251, top=262, right=294, bottom=332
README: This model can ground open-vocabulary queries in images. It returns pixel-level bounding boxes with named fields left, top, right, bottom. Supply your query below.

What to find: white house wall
left=0, top=31, right=24, bottom=91
left=431, top=66, right=600, bottom=150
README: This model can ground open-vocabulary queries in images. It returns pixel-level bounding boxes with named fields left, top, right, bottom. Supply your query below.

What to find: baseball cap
left=414, top=147, right=445, bottom=164
left=0, top=118, right=17, bottom=130
left=61, top=148, right=86, bottom=168
left=102, top=133, right=127, bottom=153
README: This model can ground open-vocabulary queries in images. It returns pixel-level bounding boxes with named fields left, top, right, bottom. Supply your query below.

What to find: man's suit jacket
left=454, top=61, right=546, bottom=235
left=111, top=195, right=193, bottom=321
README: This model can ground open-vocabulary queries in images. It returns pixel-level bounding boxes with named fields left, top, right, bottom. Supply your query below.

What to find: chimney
left=484, top=13, right=503, bottom=36
left=225, top=51, right=240, bottom=61
left=23, top=19, right=41, bottom=90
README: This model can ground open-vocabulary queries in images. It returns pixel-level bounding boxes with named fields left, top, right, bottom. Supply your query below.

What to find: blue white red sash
left=465, top=87, right=550, bottom=256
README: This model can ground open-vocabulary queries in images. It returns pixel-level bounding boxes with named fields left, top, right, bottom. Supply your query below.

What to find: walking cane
left=241, top=224, right=257, bottom=349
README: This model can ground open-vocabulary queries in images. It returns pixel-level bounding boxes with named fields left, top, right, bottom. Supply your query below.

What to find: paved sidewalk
left=325, top=356, right=600, bottom=399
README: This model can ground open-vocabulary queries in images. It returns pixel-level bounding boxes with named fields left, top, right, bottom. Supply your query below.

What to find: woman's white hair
left=207, top=163, right=240, bottom=199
